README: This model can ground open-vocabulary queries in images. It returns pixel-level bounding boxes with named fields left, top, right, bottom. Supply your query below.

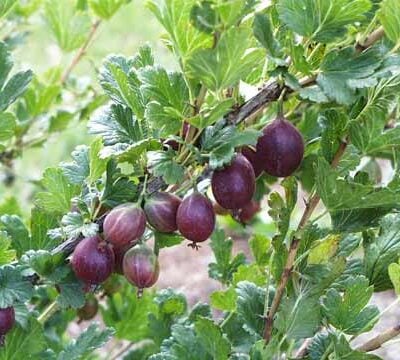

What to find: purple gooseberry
left=256, top=115, right=304, bottom=177
left=123, top=244, right=159, bottom=295
left=144, top=192, right=181, bottom=233
left=211, top=153, right=256, bottom=210
left=176, top=192, right=215, bottom=247
left=71, top=235, right=114, bottom=284
left=103, top=203, right=146, bottom=248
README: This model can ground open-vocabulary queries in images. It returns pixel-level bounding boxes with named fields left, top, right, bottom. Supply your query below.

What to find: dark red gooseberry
left=103, top=203, right=146, bottom=248
left=211, top=154, right=256, bottom=210
left=241, top=146, right=264, bottom=178
left=0, top=307, right=15, bottom=335
left=71, top=235, right=115, bottom=284
left=256, top=116, right=304, bottom=177
left=77, top=296, right=98, bottom=321
left=176, top=192, right=215, bottom=245
left=237, top=200, right=261, bottom=224
left=123, top=244, right=159, bottom=294
left=144, top=192, right=181, bottom=233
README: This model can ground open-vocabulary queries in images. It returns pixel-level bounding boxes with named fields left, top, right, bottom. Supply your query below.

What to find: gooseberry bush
left=1, top=0, right=400, bottom=359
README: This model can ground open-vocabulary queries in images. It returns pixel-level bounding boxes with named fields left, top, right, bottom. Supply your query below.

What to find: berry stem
left=37, top=301, right=59, bottom=325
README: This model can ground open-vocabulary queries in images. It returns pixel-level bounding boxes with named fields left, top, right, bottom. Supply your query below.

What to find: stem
left=61, top=20, right=101, bottom=84
left=37, top=301, right=59, bottom=324
left=357, top=324, right=400, bottom=352
left=263, top=141, right=348, bottom=344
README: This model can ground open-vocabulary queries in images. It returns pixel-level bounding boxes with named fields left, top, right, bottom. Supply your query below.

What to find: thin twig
left=60, top=20, right=102, bottom=84
left=357, top=324, right=400, bottom=352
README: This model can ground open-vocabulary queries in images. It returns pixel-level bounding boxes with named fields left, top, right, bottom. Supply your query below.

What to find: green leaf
left=147, top=0, right=211, bottom=59
left=88, top=0, right=126, bottom=20
left=20, top=250, right=68, bottom=283
left=0, top=0, right=18, bottom=19
left=210, top=287, right=236, bottom=311
left=275, top=295, right=321, bottom=340
left=100, top=138, right=161, bottom=163
left=365, top=214, right=400, bottom=291
left=44, top=0, right=91, bottom=52
left=57, top=271, right=86, bottom=309
left=89, top=138, right=107, bottom=183
left=317, top=47, right=381, bottom=104
left=319, top=109, right=348, bottom=163
left=101, top=160, right=138, bottom=207
left=308, top=332, right=332, bottom=360
left=0, top=70, right=33, bottom=112
left=236, top=281, right=265, bottom=338
left=194, top=317, right=231, bottom=360
left=61, top=146, right=90, bottom=185
left=35, top=168, right=79, bottom=214
left=0, top=113, right=16, bottom=141
left=249, top=234, right=270, bottom=267
left=139, top=66, right=188, bottom=137
left=186, top=28, right=262, bottom=91
left=61, top=212, right=99, bottom=239
left=89, top=104, right=143, bottom=146
left=147, top=149, right=184, bottom=185
left=278, top=0, right=372, bottom=42
left=154, top=232, right=184, bottom=250
left=0, top=265, right=33, bottom=308
left=0, top=215, right=30, bottom=257
left=58, top=323, right=114, bottom=360
left=253, top=13, right=282, bottom=60
left=332, top=335, right=382, bottom=359
left=208, top=229, right=246, bottom=284
left=0, top=197, right=22, bottom=217
left=308, top=235, right=340, bottom=265
left=187, top=99, right=234, bottom=130
left=388, top=260, right=400, bottom=295
left=100, top=55, right=145, bottom=117
left=0, top=318, right=47, bottom=360
left=378, top=0, right=400, bottom=45
left=101, top=282, right=157, bottom=341
left=0, top=232, right=15, bottom=265
left=316, top=158, right=400, bottom=212
left=321, top=275, right=379, bottom=334
left=202, top=121, right=261, bottom=169
left=30, top=206, right=59, bottom=250
left=349, top=118, right=400, bottom=156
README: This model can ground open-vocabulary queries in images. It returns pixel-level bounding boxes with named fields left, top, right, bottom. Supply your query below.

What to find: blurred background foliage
left=0, top=0, right=175, bottom=215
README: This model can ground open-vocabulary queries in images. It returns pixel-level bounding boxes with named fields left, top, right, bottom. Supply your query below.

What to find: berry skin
left=211, top=154, right=256, bottom=210
left=144, top=192, right=181, bottom=233
left=71, top=235, right=115, bottom=284
left=77, top=296, right=98, bottom=321
left=237, top=200, right=261, bottom=224
left=176, top=192, right=215, bottom=245
left=256, top=116, right=304, bottom=177
left=123, top=244, right=159, bottom=294
left=0, top=307, right=15, bottom=336
left=241, top=146, right=264, bottom=178
left=103, top=203, right=146, bottom=248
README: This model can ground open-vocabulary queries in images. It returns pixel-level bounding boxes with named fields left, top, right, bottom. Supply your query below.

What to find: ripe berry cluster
left=69, top=115, right=303, bottom=296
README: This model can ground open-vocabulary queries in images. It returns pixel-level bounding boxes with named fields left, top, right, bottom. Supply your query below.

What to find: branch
left=60, top=20, right=101, bottom=84
left=263, top=140, right=347, bottom=343
left=356, top=26, right=385, bottom=52
left=357, top=324, right=400, bottom=352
